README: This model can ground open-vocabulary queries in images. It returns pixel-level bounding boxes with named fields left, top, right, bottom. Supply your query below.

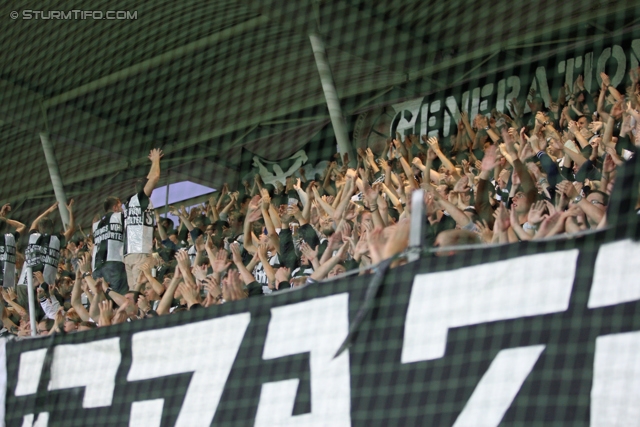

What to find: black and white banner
left=2, top=224, right=640, bottom=426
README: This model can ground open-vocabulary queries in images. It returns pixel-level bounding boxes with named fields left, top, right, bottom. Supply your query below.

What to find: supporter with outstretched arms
left=91, top=196, right=128, bottom=294
left=18, top=200, right=75, bottom=287
left=500, top=129, right=538, bottom=242
left=123, top=148, right=163, bottom=290
left=0, top=203, right=26, bottom=288
left=474, top=145, right=499, bottom=228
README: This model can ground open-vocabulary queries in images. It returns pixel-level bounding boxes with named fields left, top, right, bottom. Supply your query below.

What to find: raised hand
left=178, top=281, right=200, bottom=308
left=230, top=242, right=243, bottom=265
left=411, top=157, right=424, bottom=169
left=603, top=154, right=616, bottom=174
left=353, top=236, right=369, bottom=259
left=192, top=263, right=208, bottom=282
left=480, top=145, right=500, bottom=172
left=245, top=195, right=263, bottom=222
left=287, top=203, right=301, bottom=218
left=426, top=136, right=440, bottom=152
left=492, top=204, right=510, bottom=233
left=518, top=141, right=534, bottom=161
left=362, top=179, right=380, bottom=207
left=259, top=189, right=271, bottom=211
left=212, top=249, right=231, bottom=274
left=535, top=212, right=563, bottom=239
left=474, top=220, right=493, bottom=243
left=148, top=148, right=164, bottom=162
left=223, top=271, right=246, bottom=301
left=300, top=242, right=318, bottom=261
left=453, top=176, right=470, bottom=193
left=175, top=249, right=191, bottom=275
left=204, top=276, right=221, bottom=305
left=138, top=295, right=150, bottom=313
left=556, top=180, right=579, bottom=199
left=33, top=271, right=45, bottom=286
left=98, top=300, right=113, bottom=327
left=275, top=267, right=291, bottom=289
left=589, top=121, right=603, bottom=134
left=257, top=242, right=269, bottom=261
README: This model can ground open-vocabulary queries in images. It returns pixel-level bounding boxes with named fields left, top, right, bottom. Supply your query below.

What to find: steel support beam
left=309, top=32, right=355, bottom=166
left=40, top=132, right=70, bottom=228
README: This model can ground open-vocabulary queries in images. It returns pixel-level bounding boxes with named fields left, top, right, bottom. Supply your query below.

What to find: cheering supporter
left=1, top=68, right=640, bottom=337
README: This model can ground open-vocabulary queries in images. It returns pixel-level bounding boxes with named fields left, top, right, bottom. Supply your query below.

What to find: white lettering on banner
left=452, top=345, right=545, bottom=427
left=590, top=331, right=640, bottom=426
left=126, top=216, right=143, bottom=226
left=21, top=412, right=49, bottom=427
left=15, top=349, right=48, bottom=396
left=129, top=399, right=164, bottom=427
left=390, top=39, right=640, bottom=137
left=254, top=293, right=351, bottom=427
left=394, top=98, right=423, bottom=137
left=128, top=207, right=142, bottom=216
left=0, top=245, right=17, bottom=263
left=94, top=223, right=124, bottom=245
left=127, top=314, right=250, bottom=427
left=402, top=250, right=578, bottom=363
left=47, top=338, right=121, bottom=408
left=587, top=239, right=640, bottom=308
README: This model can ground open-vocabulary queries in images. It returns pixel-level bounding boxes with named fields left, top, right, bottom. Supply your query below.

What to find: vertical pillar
left=25, top=267, right=37, bottom=337
left=407, top=189, right=425, bottom=262
left=309, top=33, right=355, bottom=166
left=39, top=132, right=70, bottom=229
left=165, top=171, right=170, bottom=217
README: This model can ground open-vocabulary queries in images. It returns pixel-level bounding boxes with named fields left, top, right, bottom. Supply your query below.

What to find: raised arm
left=310, top=242, right=349, bottom=281
left=260, top=189, right=280, bottom=249
left=230, top=242, right=256, bottom=285
left=0, top=204, right=26, bottom=235
left=243, top=196, right=262, bottom=255
left=219, top=194, right=237, bottom=218
left=424, top=182, right=471, bottom=228
left=144, top=148, right=164, bottom=196
left=556, top=180, right=604, bottom=225
left=62, top=199, right=76, bottom=241
left=141, top=262, right=165, bottom=297
left=71, top=273, right=91, bottom=322
left=155, top=210, right=168, bottom=241
left=298, top=182, right=313, bottom=225
left=157, top=259, right=183, bottom=315
left=30, top=202, right=59, bottom=232
left=332, top=175, right=355, bottom=222
left=362, top=180, right=385, bottom=229
left=170, top=206, right=194, bottom=234
left=428, top=137, right=461, bottom=181
left=475, top=145, right=499, bottom=226
left=257, top=243, right=276, bottom=290
left=322, top=162, right=337, bottom=196
left=312, top=186, right=335, bottom=217
left=207, top=195, right=220, bottom=222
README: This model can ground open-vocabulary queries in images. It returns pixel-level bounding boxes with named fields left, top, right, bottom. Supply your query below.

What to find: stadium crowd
left=0, top=69, right=639, bottom=337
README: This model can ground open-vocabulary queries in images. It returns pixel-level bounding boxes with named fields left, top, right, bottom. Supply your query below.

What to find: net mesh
left=1, top=1, right=640, bottom=426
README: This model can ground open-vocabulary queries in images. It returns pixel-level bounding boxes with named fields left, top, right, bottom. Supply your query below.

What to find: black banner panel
left=3, top=224, right=640, bottom=427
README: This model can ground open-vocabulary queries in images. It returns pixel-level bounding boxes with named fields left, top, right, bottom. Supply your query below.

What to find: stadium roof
left=0, top=0, right=637, bottom=227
